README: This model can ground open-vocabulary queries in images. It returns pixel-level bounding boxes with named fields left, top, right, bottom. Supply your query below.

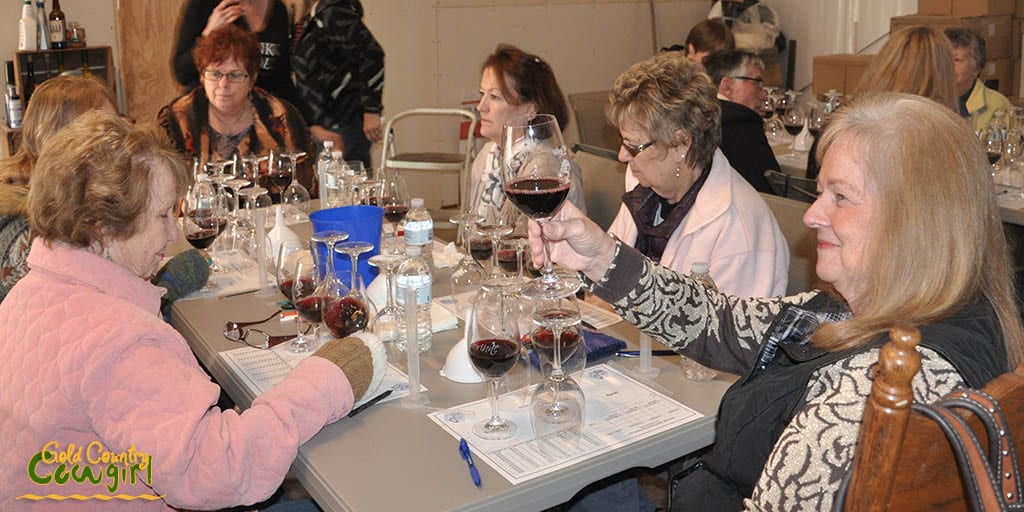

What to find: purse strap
left=913, top=388, right=1024, bottom=511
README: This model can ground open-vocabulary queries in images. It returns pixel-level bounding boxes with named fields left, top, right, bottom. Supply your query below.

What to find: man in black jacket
left=704, top=50, right=780, bottom=193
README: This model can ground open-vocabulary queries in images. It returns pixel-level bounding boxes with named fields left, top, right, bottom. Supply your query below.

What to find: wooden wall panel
left=114, top=0, right=186, bottom=123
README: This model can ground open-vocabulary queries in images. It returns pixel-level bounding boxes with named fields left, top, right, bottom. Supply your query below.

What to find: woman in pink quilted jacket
left=0, top=111, right=386, bottom=510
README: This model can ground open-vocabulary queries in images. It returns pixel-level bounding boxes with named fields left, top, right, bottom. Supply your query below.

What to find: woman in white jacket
left=607, top=51, right=788, bottom=297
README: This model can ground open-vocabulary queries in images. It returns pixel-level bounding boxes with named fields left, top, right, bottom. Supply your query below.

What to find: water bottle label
left=404, top=220, right=433, bottom=245
left=396, top=275, right=432, bottom=305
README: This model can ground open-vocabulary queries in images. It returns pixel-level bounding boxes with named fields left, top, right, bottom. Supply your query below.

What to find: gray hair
left=702, top=49, right=766, bottom=88
left=944, top=27, right=986, bottom=71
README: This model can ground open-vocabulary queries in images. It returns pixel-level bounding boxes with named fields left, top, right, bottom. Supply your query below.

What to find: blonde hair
left=856, top=26, right=958, bottom=111
left=28, top=111, right=190, bottom=248
left=607, top=51, right=720, bottom=172
left=0, top=75, right=116, bottom=188
left=813, top=92, right=1024, bottom=367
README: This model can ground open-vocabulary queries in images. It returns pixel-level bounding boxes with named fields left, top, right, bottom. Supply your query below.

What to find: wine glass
left=275, top=240, right=309, bottom=303
left=235, top=186, right=273, bottom=258
left=527, top=288, right=586, bottom=436
left=368, top=251, right=406, bottom=341
left=467, top=277, right=523, bottom=440
left=358, top=167, right=383, bottom=206
left=267, top=150, right=294, bottom=203
left=806, top=103, right=826, bottom=140
left=379, top=168, right=410, bottom=253
left=450, top=211, right=485, bottom=316
left=983, top=116, right=1006, bottom=172
left=323, top=241, right=373, bottom=339
left=182, top=175, right=229, bottom=271
left=476, top=203, right=514, bottom=278
left=497, top=212, right=530, bottom=280
left=290, top=256, right=321, bottom=353
left=500, top=113, right=579, bottom=298
left=782, top=104, right=805, bottom=151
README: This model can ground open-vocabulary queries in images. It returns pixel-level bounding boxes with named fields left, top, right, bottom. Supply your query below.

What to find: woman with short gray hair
left=944, top=26, right=1012, bottom=131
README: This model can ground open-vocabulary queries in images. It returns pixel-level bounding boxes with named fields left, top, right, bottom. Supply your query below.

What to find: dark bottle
left=48, top=0, right=67, bottom=49
left=81, top=50, right=91, bottom=76
left=23, top=57, right=35, bottom=107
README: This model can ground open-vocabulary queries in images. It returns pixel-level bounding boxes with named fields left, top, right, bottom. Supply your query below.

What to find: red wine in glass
left=323, top=295, right=369, bottom=338
left=294, top=295, right=323, bottom=323
left=384, top=204, right=409, bottom=223
left=530, top=324, right=583, bottom=364
left=504, top=177, right=570, bottom=219
left=989, top=152, right=1002, bottom=165
left=361, top=195, right=380, bottom=206
left=496, top=248, right=522, bottom=274
left=783, top=124, right=803, bottom=136
left=469, top=238, right=493, bottom=264
left=469, top=338, right=520, bottom=378
left=279, top=276, right=315, bottom=303
left=268, top=172, right=292, bottom=189
left=808, top=128, right=821, bottom=139
left=186, top=228, right=218, bottom=249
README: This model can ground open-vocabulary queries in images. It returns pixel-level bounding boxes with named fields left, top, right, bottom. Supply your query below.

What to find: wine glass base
left=473, top=418, right=519, bottom=440
left=521, top=271, right=581, bottom=300
left=530, top=376, right=586, bottom=435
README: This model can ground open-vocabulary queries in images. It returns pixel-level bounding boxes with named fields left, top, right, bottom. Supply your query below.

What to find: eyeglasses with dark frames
left=730, top=75, right=764, bottom=88
left=621, top=139, right=656, bottom=157
left=203, top=70, right=250, bottom=83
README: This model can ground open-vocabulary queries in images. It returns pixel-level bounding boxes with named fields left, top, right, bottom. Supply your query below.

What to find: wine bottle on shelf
left=55, top=51, right=65, bottom=74
left=18, top=0, right=38, bottom=51
left=23, top=58, right=36, bottom=107
left=4, top=62, right=23, bottom=130
left=48, top=0, right=67, bottom=50
left=35, top=0, right=49, bottom=50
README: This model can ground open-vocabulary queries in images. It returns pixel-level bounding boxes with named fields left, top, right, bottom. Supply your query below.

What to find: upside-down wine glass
left=309, top=230, right=350, bottom=342
left=500, top=113, right=579, bottom=298
left=467, top=277, right=523, bottom=440
left=368, top=251, right=406, bottom=341
left=527, top=287, right=586, bottom=435
left=323, top=241, right=374, bottom=339
left=476, top=202, right=514, bottom=279
left=450, top=210, right=485, bottom=316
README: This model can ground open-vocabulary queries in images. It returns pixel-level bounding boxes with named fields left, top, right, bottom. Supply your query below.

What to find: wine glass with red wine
left=291, top=256, right=321, bottom=353
left=527, top=289, right=586, bottom=436
left=276, top=240, right=310, bottom=302
left=182, top=175, right=229, bottom=271
left=500, top=113, right=580, bottom=298
left=267, top=149, right=295, bottom=203
left=467, top=277, right=523, bottom=440
left=379, top=168, right=410, bottom=252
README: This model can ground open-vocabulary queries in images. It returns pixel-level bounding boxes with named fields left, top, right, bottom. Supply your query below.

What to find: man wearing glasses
left=703, top=50, right=780, bottom=193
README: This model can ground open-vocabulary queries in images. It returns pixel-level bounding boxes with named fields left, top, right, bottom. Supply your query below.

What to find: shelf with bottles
left=12, top=46, right=114, bottom=107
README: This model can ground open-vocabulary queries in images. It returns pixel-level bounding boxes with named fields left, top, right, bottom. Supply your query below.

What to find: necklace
left=209, top=102, right=253, bottom=135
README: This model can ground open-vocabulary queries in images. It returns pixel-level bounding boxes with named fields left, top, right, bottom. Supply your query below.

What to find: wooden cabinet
left=12, top=46, right=115, bottom=104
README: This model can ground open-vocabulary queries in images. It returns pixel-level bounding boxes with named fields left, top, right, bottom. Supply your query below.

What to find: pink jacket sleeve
left=80, top=336, right=354, bottom=510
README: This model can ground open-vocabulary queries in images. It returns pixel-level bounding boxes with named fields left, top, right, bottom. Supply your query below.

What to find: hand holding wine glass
left=500, top=113, right=579, bottom=298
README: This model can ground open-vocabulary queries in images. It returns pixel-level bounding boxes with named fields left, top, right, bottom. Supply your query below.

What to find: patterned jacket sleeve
left=589, top=240, right=812, bottom=375
left=744, top=347, right=964, bottom=511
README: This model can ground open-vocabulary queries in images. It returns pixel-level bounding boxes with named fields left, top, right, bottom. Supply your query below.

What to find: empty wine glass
left=368, top=251, right=406, bottom=341
left=236, top=185, right=272, bottom=258
left=450, top=211, right=485, bottom=316
left=497, top=212, right=530, bottom=280
left=323, top=241, right=374, bottom=339
left=467, top=277, right=523, bottom=440
left=476, top=203, right=513, bottom=278
left=500, top=113, right=579, bottom=298
left=291, top=256, right=321, bottom=353
left=527, top=287, right=586, bottom=436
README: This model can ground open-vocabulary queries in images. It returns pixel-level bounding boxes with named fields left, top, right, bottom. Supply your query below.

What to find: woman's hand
left=528, top=201, right=617, bottom=282
left=202, top=0, right=244, bottom=37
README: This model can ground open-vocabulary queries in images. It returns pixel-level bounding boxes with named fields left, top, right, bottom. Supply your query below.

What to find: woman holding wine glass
left=606, top=51, right=788, bottom=298
left=158, top=25, right=317, bottom=196
left=471, top=44, right=586, bottom=217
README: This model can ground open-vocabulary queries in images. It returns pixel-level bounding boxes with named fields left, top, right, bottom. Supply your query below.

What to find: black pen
left=348, top=389, right=393, bottom=417
left=616, top=350, right=677, bottom=357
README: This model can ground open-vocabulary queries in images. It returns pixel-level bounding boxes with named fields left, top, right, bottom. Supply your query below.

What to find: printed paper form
left=428, top=364, right=702, bottom=485
left=220, top=344, right=424, bottom=407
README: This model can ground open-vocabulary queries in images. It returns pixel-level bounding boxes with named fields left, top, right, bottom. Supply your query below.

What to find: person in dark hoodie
left=703, top=49, right=779, bottom=193
left=292, top=0, right=385, bottom=168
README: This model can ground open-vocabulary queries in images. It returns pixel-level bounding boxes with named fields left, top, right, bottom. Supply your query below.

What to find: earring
left=675, top=150, right=687, bottom=178
left=103, top=244, right=113, bottom=261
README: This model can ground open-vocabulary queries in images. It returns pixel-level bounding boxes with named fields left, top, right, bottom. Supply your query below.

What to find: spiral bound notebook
left=527, top=329, right=627, bottom=368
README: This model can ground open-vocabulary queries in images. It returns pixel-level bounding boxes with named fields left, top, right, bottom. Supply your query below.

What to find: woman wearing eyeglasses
left=471, top=44, right=586, bottom=215
left=607, top=51, right=788, bottom=297
left=158, top=24, right=316, bottom=194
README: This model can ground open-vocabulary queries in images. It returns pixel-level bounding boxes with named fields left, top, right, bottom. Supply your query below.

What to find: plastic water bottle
left=317, top=141, right=334, bottom=203
left=396, top=244, right=432, bottom=352
left=18, top=0, right=37, bottom=51
left=684, top=262, right=720, bottom=381
left=404, top=197, right=434, bottom=267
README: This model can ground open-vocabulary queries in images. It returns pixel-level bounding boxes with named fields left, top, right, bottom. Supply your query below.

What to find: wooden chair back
left=842, top=325, right=1024, bottom=511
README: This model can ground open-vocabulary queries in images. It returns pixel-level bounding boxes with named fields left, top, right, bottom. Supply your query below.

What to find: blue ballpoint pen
left=459, top=438, right=482, bottom=487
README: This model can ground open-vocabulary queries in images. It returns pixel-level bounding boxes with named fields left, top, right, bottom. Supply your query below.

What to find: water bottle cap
left=690, top=261, right=709, bottom=274
left=323, top=140, right=333, bottom=150
left=331, top=151, right=344, bottom=159
left=406, top=245, right=422, bottom=256
left=411, top=198, right=424, bottom=208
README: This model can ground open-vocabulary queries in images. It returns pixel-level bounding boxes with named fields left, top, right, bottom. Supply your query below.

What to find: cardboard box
left=982, top=57, right=1014, bottom=95
left=812, top=54, right=876, bottom=96
left=891, top=14, right=1013, bottom=59
left=919, top=0, right=952, bottom=15
left=954, top=0, right=1014, bottom=16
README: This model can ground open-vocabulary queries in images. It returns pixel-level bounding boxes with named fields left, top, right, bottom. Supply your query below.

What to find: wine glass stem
left=486, top=377, right=503, bottom=426
left=384, top=265, right=397, bottom=310
left=516, top=246, right=525, bottom=279
left=539, top=222, right=555, bottom=282
left=348, top=254, right=359, bottom=291
left=489, top=235, right=501, bottom=276
left=551, top=325, right=564, bottom=379
left=325, top=240, right=338, bottom=282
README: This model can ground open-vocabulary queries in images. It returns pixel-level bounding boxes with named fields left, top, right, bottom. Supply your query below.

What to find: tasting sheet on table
left=428, top=364, right=703, bottom=485
left=220, top=343, right=425, bottom=407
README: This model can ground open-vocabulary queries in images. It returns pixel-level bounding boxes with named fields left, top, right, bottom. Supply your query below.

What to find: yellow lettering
left=86, top=441, right=104, bottom=465
left=40, top=441, right=58, bottom=464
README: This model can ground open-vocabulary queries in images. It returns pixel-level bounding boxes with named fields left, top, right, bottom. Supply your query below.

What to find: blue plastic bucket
left=309, top=205, right=383, bottom=286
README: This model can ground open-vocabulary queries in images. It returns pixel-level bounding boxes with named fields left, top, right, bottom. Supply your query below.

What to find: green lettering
left=105, top=463, right=120, bottom=494
left=53, top=464, right=69, bottom=484
left=70, top=463, right=103, bottom=485
left=27, top=452, right=52, bottom=484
